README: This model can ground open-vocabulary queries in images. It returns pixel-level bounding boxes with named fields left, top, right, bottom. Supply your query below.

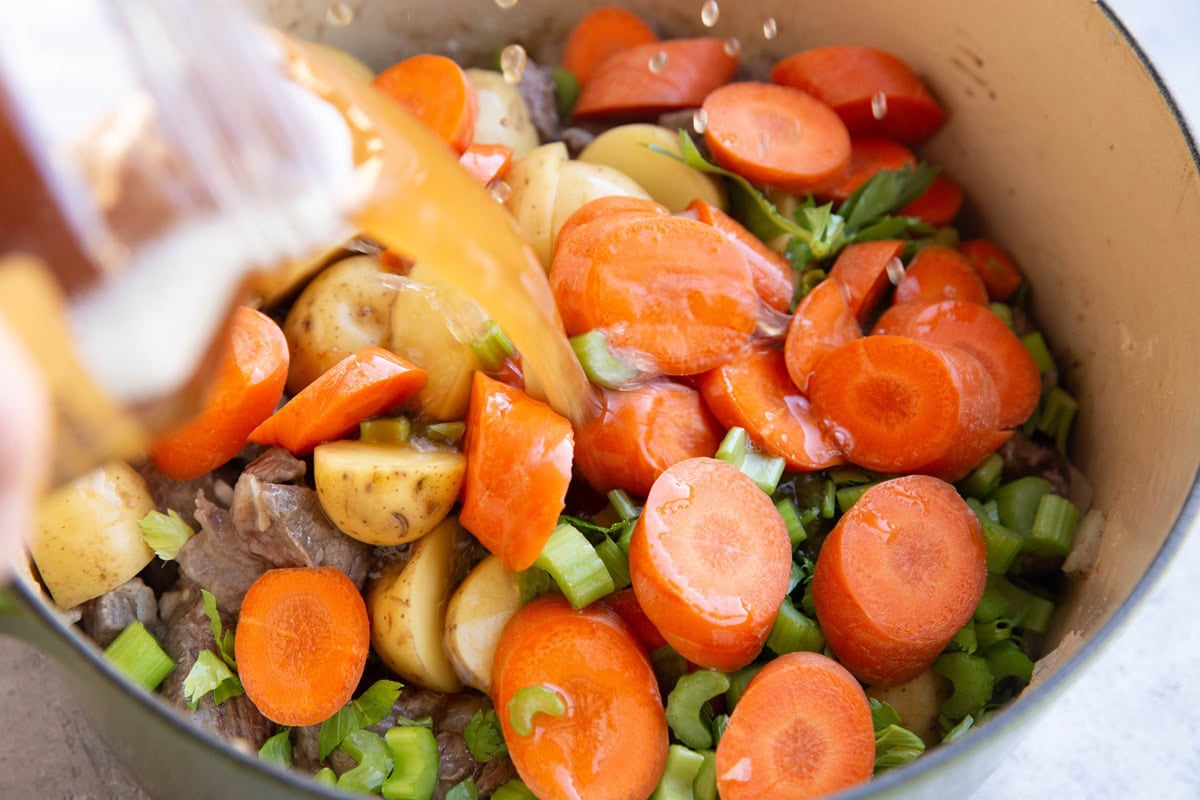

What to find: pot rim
left=8, top=2, right=1200, bottom=797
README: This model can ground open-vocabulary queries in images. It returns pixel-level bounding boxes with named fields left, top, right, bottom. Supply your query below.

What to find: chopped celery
left=103, top=621, right=174, bottom=692
left=975, top=617, right=1015, bottom=651
left=445, top=778, right=478, bottom=800
left=1035, top=386, right=1078, bottom=454
left=1020, top=331, right=1055, bottom=374
left=982, top=574, right=1055, bottom=634
left=137, top=509, right=195, bottom=560
left=383, top=725, right=439, bottom=800
left=337, top=730, right=393, bottom=794
left=715, top=427, right=785, bottom=493
left=608, top=489, right=642, bottom=522
left=775, top=497, right=808, bottom=548
left=182, top=649, right=243, bottom=709
left=765, top=597, right=824, bottom=655
left=665, top=670, right=731, bottom=750
left=491, top=780, right=537, bottom=800
left=551, top=66, right=580, bottom=118
left=989, top=302, right=1014, bottom=328
left=991, top=476, right=1052, bottom=536
left=957, top=453, right=1004, bottom=500
left=932, top=653, right=994, bottom=721
left=535, top=523, right=615, bottom=608
left=836, top=482, right=876, bottom=513
left=470, top=320, right=516, bottom=372
left=318, top=679, right=403, bottom=761
left=360, top=416, right=412, bottom=444
left=463, top=709, right=507, bottom=763
left=650, top=745, right=706, bottom=800
left=694, top=749, right=718, bottom=800
left=874, top=723, right=925, bottom=773
left=653, top=646, right=690, bottom=695
left=258, top=728, right=293, bottom=769
left=1026, top=492, right=1079, bottom=558
left=985, top=639, right=1035, bottom=684
left=313, top=767, right=337, bottom=786
left=594, top=536, right=632, bottom=590
left=715, top=427, right=749, bottom=466
left=966, top=497, right=1025, bottom=575
left=570, top=330, right=641, bottom=389
left=507, top=686, right=566, bottom=736
left=948, top=622, right=978, bottom=655
left=724, top=664, right=763, bottom=711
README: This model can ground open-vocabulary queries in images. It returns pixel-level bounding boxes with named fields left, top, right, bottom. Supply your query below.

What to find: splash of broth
left=278, top=35, right=598, bottom=426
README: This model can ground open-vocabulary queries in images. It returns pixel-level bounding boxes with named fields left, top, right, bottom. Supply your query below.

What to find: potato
left=550, top=160, right=652, bottom=246
left=866, top=669, right=952, bottom=746
left=578, top=123, right=728, bottom=213
left=443, top=555, right=523, bottom=692
left=390, top=267, right=486, bottom=421
left=503, top=142, right=569, bottom=268
left=314, top=439, right=465, bottom=545
left=282, top=255, right=401, bottom=394
left=366, top=517, right=472, bottom=692
left=30, top=461, right=156, bottom=609
left=466, top=68, right=539, bottom=160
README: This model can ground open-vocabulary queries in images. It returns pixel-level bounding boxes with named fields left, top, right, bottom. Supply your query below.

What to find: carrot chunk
left=561, top=6, right=659, bottom=86
left=783, top=279, right=862, bottom=393
left=826, top=239, right=906, bottom=323
left=374, top=54, right=479, bottom=154
left=894, top=244, right=990, bottom=306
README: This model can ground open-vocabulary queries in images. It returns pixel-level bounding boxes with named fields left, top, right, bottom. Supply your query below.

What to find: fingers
left=0, top=317, right=49, bottom=581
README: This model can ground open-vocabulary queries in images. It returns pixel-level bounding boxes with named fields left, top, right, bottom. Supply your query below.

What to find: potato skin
left=314, top=440, right=466, bottom=546
left=466, top=68, right=539, bottom=159
left=30, top=461, right=156, bottom=609
left=282, top=255, right=400, bottom=395
left=366, top=517, right=470, bottom=692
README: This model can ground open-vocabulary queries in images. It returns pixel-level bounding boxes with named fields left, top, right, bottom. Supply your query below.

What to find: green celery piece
left=650, top=744, right=706, bottom=800
left=491, top=780, right=538, bottom=800
left=445, top=778, right=479, bottom=800
left=383, top=726, right=439, bottom=800
left=360, top=416, right=412, bottom=444
left=1020, top=331, right=1055, bottom=375
left=337, top=729, right=393, bottom=794
left=665, top=670, right=731, bottom=750
left=534, top=523, right=615, bottom=608
left=570, top=330, right=642, bottom=390
left=868, top=698, right=902, bottom=731
left=507, top=686, right=566, bottom=736
left=200, top=589, right=236, bottom=669
left=182, top=649, right=243, bottom=709
left=874, top=724, right=926, bottom=773
left=765, top=597, right=825, bottom=655
left=775, top=497, right=808, bottom=549
left=940, top=714, right=975, bottom=744
left=694, top=749, right=718, bottom=800
left=932, top=653, right=995, bottom=721
left=608, top=489, right=642, bottom=522
left=948, top=621, right=978, bottom=655
left=985, top=639, right=1035, bottom=684
left=552, top=67, right=580, bottom=118
left=957, top=453, right=1005, bottom=500
left=652, top=646, right=690, bottom=695
left=103, top=620, right=175, bottom=692
left=724, top=664, right=762, bottom=711
left=463, top=709, right=507, bottom=763
left=470, top=320, right=516, bottom=372
left=594, top=537, right=632, bottom=589
left=258, top=728, right=293, bottom=769
left=318, top=679, right=404, bottom=761
left=313, top=767, right=337, bottom=786
left=137, top=509, right=195, bottom=560
left=991, top=476, right=1052, bottom=537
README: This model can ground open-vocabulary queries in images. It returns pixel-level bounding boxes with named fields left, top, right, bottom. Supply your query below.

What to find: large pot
left=2, top=1, right=1197, bottom=798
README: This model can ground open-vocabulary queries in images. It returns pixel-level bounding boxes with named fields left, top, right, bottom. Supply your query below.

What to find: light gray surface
left=1, top=2, right=1197, bottom=799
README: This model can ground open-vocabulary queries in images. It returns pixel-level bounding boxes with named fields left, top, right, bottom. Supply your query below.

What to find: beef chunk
left=177, top=495, right=264, bottom=614
left=79, top=577, right=158, bottom=647
left=999, top=432, right=1071, bottom=498
left=135, top=463, right=215, bottom=529
left=477, top=756, right=518, bottom=797
left=559, top=126, right=595, bottom=158
left=158, top=585, right=273, bottom=749
left=515, top=61, right=561, bottom=143
left=242, top=447, right=307, bottom=485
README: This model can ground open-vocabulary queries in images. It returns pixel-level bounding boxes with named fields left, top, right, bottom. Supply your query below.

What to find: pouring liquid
left=278, top=36, right=599, bottom=428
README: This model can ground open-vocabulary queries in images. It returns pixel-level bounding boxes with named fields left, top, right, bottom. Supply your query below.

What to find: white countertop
left=1, top=2, right=1197, bottom=799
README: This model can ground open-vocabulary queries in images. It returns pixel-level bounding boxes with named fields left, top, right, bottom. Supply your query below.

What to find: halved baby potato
left=466, top=68, right=540, bottom=160
left=30, top=460, right=156, bottom=609
left=367, top=517, right=472, bottom=692
left=578, top=123, right=728, bottom=213
left=443, top=555, right=524, bottom=692
left=314, top=439, right=465, bottom=546
left=504, top=142, right=569, bottom=268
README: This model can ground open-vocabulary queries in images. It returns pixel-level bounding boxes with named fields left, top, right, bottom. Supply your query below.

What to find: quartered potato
left=503, top=141, right=569, bottom=268
left=390, top=266, right=488, bottom=421
left=549, top=160, right=652, bottom=246
left=443, top=555, right=524, bottom=692
left=466, top=68, right=539, bottom=159
left=313, top=439, right=466, bottom=546
left=578, top=123, right=728, bottom=213
left=367, top=517, right=472, bottom=692
left=30, top=461, right=156, bottom=609
left=282, top=255, right=401, bottom=394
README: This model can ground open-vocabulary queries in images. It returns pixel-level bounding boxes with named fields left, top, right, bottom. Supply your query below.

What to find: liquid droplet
left=758, top=132, right=771, bottom=158
left=723, top=37, right=742, bottom=57
left=325, top=1, right=355, bottom=26
left=500, top=44, right=527, bottom=84
left=700, top=0, right=720, bottom=27
left=871, top=91, right=889, bottom=120
left=762, top=17, right=778, bottom=40
left=692, top=108, right=709, bottom=134
left=494, top=0, right=519, bottom=8
left=489, top=180, right=513, bottom=204
left=648, top=50, right=669, bottom=74
left=886, top=256, right=905, bottom=285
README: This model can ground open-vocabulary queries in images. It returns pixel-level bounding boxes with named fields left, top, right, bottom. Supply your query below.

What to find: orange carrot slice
left=958, top=238, right=1024, bottom=301
left=688, top=198, right=794, bottom=313
left=783, top=279, right=862, bottom=393
left=817, top=137, right=916, bottom=202
left=459, top=142, right=512, bottom=185
left=893, top=245, right=990, bottom=306
left=374, top=54, right=479, bottom=154
left=826, top=239, right=906, bottom=323
left=812, top=476, right=987, bottom=686
left=702, top=81, right=852, bottom=194
left=899, top=173, right=964, bottom=227
left=561, top=6, right=659, bottom=86
left=249, top=346, right=427, bottom=455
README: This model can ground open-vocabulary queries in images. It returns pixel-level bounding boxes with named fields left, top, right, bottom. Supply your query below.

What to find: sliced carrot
left=898, top=173, right=964, bottom=227
left=816, top=137, right=916, bottom=202
left=807, top=335, right=1002, bottom=476
left=550, top=209, right=759, bottom=376
left=771, top=45, right=945, bottom=143
left=715, top=652, right=875, bottom=800
left=630, top=457, right=792, bottom=670
left=149, top=306, right=288, bottom=480
left=373, top=54, right=479, bottom=154
left=812, top=476, right=987, bottom=686
left=234, top=566, right=370, bottom=726
left=491, top=595, right=668, bottom=800
left=702, top=81, right=851, bottom=194
left=458, top=142, right=512, bottom=185
left=603, top=586, right=667, bottom=652
left=783, top=278, right=862, bottom=393
left=826, top=239, right=906, bottom=323
left=958, top=238, right=1023, bottom=301
left=573, top=380, right=724, bottom=497
left=572, top=38, right=738, bottom=120
left=872, top=299, right=1041, bottom=429
left=460, top=371, right=574, bottom=572
left=893, top=244, right=990, bottom=306
left=697, top=344, right=844, bottom=471
left=248, top=346, right=427, bottom=455
left=687, top=198, right=793, bottom=313
left=561, top=6, right=659, bottom=86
